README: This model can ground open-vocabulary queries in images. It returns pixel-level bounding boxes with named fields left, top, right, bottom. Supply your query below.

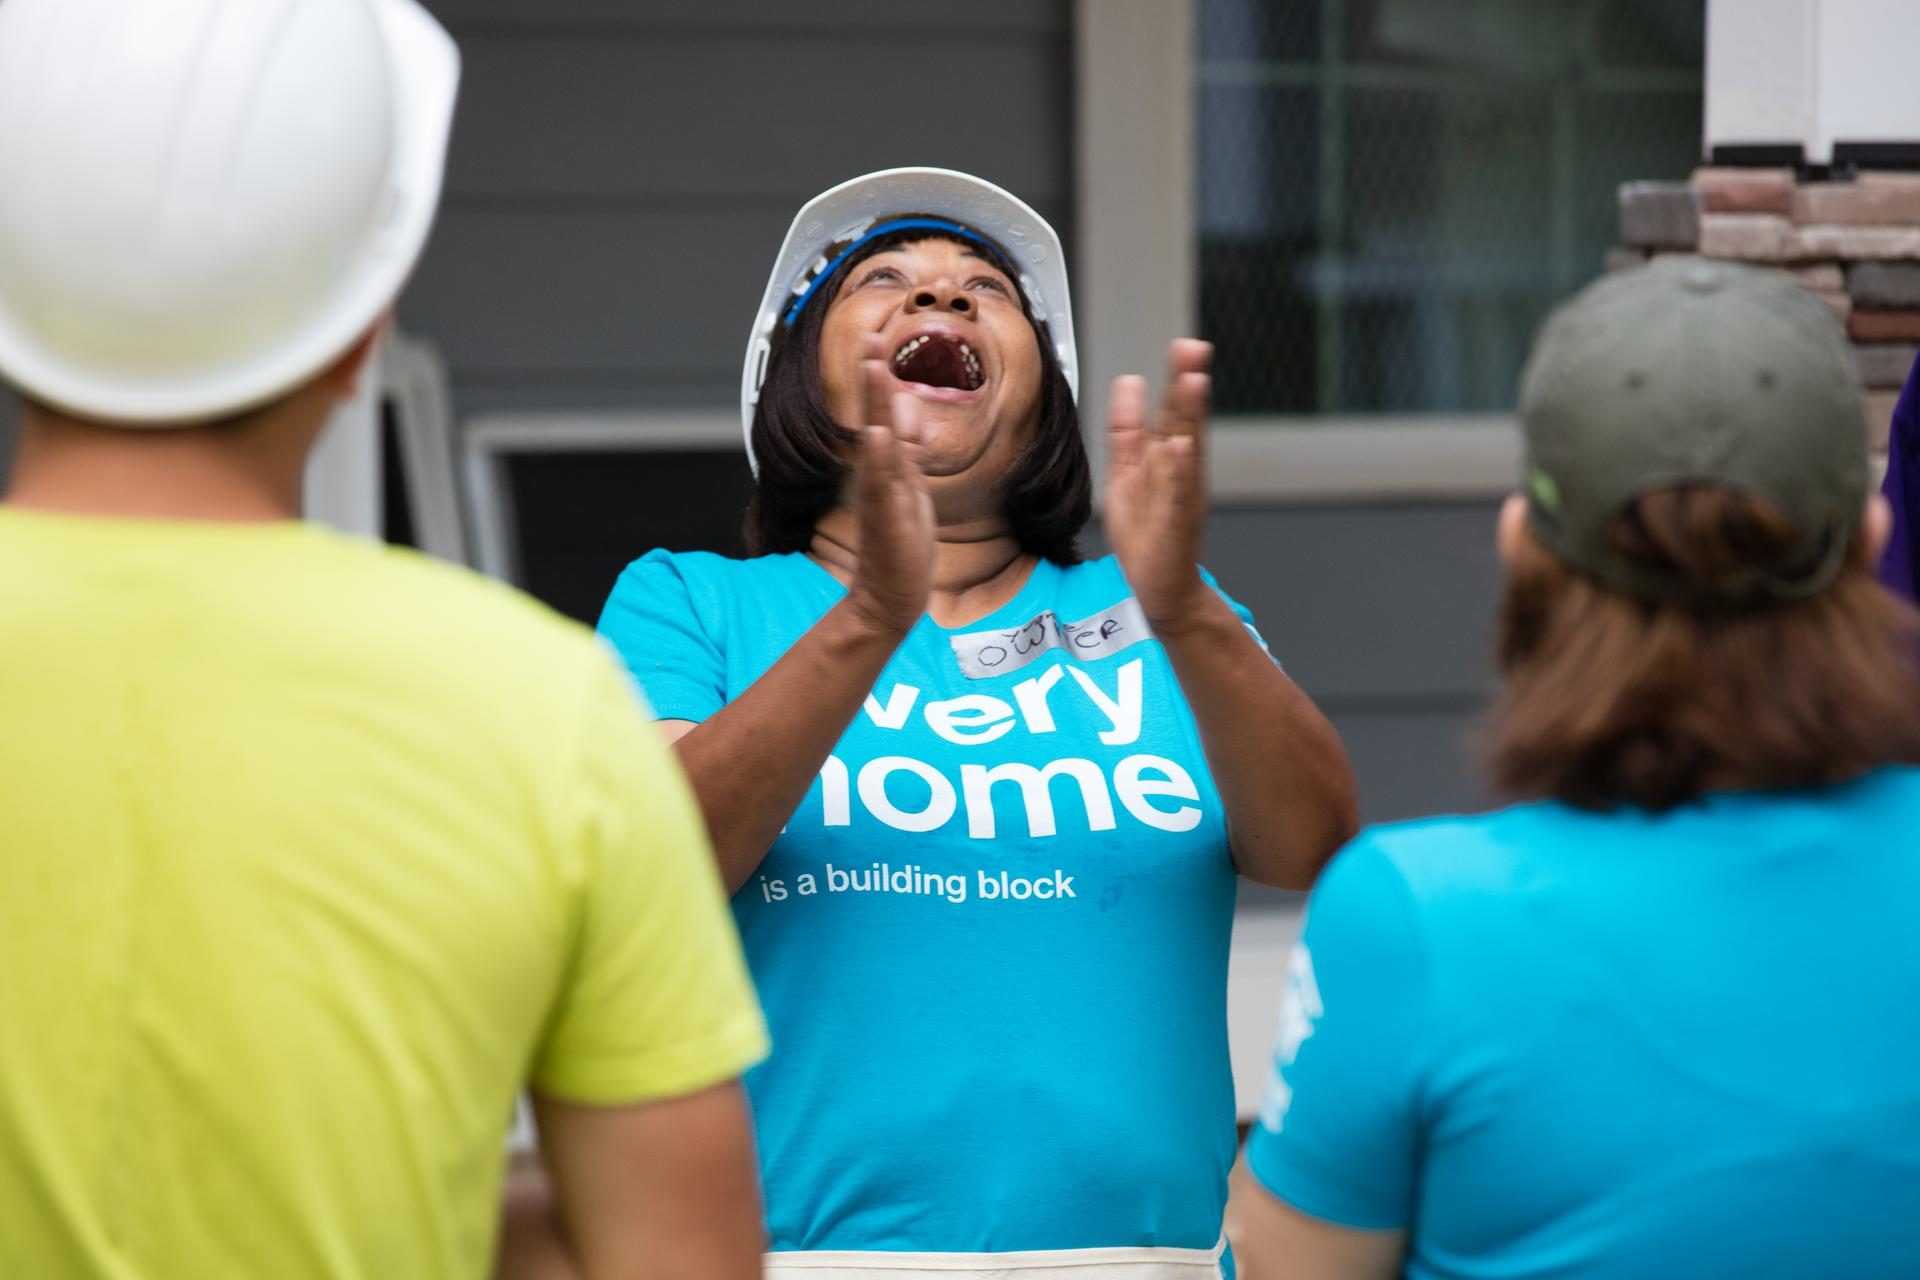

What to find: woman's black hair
left=744, top=225, right=1090, bottom=563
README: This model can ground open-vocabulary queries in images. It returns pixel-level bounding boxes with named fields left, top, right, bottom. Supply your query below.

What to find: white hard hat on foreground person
left=0, top=0, right=455, bottom=424
left=0, top=3, right=770, bottom=1279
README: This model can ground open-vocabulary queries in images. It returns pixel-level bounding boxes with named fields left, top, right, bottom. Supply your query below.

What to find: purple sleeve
left=1881, top=356, right=1920, bottom=601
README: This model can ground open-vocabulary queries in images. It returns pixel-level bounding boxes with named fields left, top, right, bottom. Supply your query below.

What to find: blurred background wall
left=0, top=2, right=1718, bottom=826
left=412, top=0, right=1702, bottom=834
left=0, top=1, right=1710, bottom=836
left=0, top=0, right=1715, bottom=1114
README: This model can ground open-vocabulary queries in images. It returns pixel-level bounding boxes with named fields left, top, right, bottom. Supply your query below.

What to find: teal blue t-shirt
left=600, top=551, right=1251, bottom=1260
left=1249, top=769, right=1920, bottom=1278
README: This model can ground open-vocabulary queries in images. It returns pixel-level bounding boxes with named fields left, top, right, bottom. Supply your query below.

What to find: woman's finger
left=1164, top=434, right=1199, bottom=514
left=1108, top=374, right=1150, bottom=468
left=859, top=424, right=897, bottom=516
left=863, top=357, right=896, bottom=433
left=1159, top=340, right=1212, bottom=433
left=1159, top=337, right=1212, bottom=439
left=890, top=388, right=924, bottom=448
left=1165, top=337, right=1213, bottom=385
left=890, top=389, right=930, bottom=480
left=1163, top=370, right=1212, bottom=454
left=1140, top=435, right=1169, bottom=502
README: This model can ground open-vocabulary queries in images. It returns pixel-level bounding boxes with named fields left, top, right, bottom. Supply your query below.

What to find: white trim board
left=1074, top=0, right=1195, bottom=481
left=465, top=409, right=742, bottom=453
left=1210, top=417, right=1521, bottom=504
left=457, top=410, right=1526, bottom=585
left=459, top=408, right=743, bottom=584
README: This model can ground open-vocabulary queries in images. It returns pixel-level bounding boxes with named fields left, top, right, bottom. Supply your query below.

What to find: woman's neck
left=809, top=508, right=1036, bottom=629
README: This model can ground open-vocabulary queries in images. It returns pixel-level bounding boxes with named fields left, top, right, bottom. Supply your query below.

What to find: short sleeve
left=1245, top=838, right=1431, bottom=1230
left=1198, top=564, right=1278, bottom=661
left=531, top=654, right=768, bottom=1104
left=596, top=550, right=727, bottom=723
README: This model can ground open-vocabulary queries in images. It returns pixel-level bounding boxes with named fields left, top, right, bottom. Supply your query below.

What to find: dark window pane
left=1573, top=88, right=1706, bottom=265
left=1199, top=0, right=1319, bottom=63
left=1592, top=0, right=1707, bottom=70
left=1342, top=88, right=1555, bottom=413
left=1197, top=0, right=1705, bottom=417
left=510, top=450, right=753, bottom=625
left=1198, top=86, right=1319, bottom=413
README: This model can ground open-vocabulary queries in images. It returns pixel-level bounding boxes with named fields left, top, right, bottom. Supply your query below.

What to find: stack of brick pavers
left=1614, top=169, right=1920, bottom=474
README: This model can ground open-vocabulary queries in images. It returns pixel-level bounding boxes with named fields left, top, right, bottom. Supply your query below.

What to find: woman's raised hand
left=1104, top=339, right=1214, bottom=631
left=846, top=336, right=935, bottom=638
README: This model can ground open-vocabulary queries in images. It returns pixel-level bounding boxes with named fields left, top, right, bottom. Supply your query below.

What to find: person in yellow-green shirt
left=0, top=2, right=767, bottom=1278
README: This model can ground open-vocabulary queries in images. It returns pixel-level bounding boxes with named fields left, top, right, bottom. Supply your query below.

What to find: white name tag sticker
left=950, top=598, right=1153, bottom=680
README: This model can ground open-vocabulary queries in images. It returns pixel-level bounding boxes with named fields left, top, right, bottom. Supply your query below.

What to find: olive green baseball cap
left=1517, top=255, right=1869, bottom=605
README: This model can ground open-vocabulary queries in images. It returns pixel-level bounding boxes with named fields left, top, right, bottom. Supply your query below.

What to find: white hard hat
left=740, top=167, right=1078, bottom=469
left=0, top=0, right=459, bottom=426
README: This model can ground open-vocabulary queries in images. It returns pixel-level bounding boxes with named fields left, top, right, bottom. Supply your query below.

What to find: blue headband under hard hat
left=781, top=217, right=995, bottom=329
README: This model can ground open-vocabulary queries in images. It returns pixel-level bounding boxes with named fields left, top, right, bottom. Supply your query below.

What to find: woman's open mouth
left=892, top=331, right=986, bottom=396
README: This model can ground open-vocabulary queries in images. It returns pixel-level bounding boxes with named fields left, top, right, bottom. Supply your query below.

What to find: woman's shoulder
left=1858, top=762, right=1920, bottom=803
left=1333, top=803, right=1585, bottom=908
left=600, top=550, right=836, bottom=646
left=1054, top=553, right=1246, bottom=592
left=612, top=548, right=823, bottom=599
left=1343, top=768, right=1920, bottom=911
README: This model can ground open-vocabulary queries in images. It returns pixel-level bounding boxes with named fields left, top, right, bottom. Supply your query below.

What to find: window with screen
left=1198, top=0, right=1705, bottom=417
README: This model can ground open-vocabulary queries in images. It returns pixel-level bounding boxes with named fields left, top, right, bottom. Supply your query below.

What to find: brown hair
left=1486, top=485, right=1920, bottom=811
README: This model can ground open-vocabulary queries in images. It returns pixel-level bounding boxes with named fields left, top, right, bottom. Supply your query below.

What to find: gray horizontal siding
left=440, top=35, right=1070, bottom=202
left=1198, top=499, right=1506, bottom=827
left=1216, top=498, right=1504, bottom=909
left=407, top=198, right=1069, bottom=403
left=406, top=208, right=790, bottom=392
left=1205, top=502, right=1501, bottom=703
left=404, top=1, right=1074, bottom=416
left=428, top=0, right=1066, bottom=36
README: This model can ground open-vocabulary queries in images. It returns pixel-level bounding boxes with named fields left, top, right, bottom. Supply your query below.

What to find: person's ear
left=1863, top=493, right=1893, bottom=562
left=1496, top=492, right=1530, bottom=566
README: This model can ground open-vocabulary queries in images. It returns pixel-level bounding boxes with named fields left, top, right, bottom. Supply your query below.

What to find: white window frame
left=1075, top=0, right=1522, bottom=503
left=461, top=409, right=741, bottom=585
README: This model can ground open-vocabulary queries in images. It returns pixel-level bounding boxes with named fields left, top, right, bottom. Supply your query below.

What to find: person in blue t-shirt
left=1237, top=257, right=1920, bottom=1280
left=596, top=167, right=1358, bottom=1277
